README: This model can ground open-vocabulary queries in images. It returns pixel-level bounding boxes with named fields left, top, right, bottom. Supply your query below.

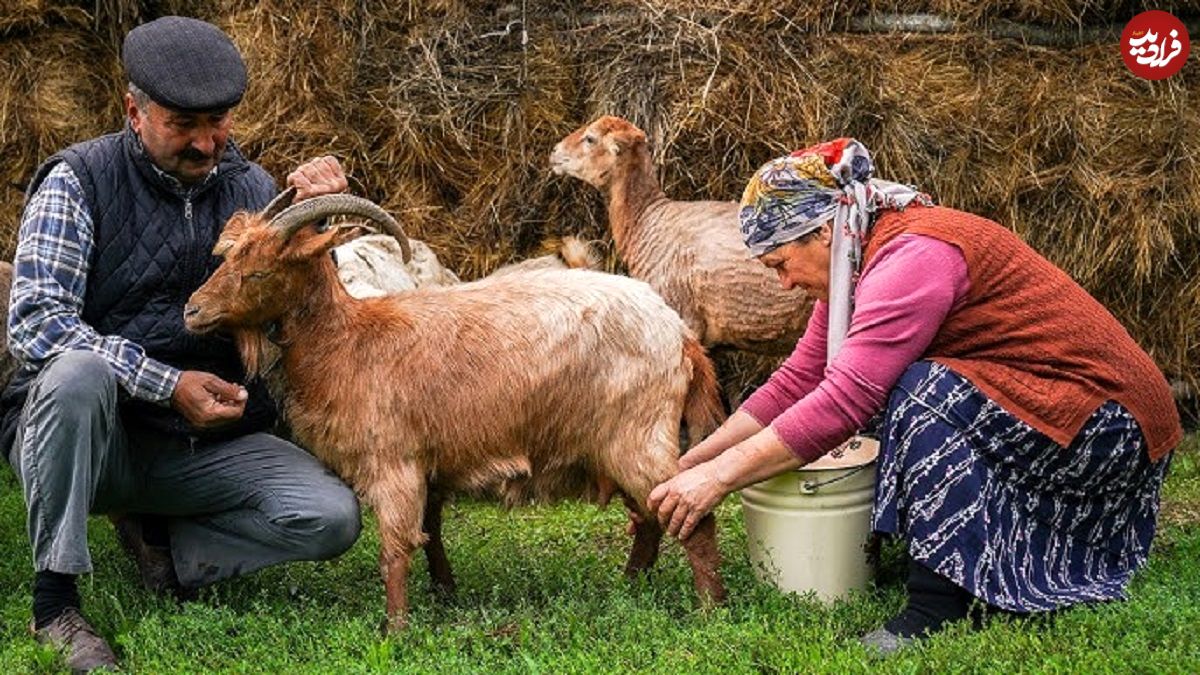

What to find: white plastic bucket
left=740, top=437, right=878, bottom=602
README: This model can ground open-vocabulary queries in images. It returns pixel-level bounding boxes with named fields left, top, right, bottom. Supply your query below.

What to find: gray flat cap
left=123, top=16, right=247, bottom=112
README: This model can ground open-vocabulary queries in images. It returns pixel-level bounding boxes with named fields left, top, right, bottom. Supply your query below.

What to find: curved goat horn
left=268, top=194, right=412, bottom=263
left=261, top=186, right=298, bottom=221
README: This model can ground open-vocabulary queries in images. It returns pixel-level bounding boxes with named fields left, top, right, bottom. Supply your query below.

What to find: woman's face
left=756, top=223, right=832, bottom=300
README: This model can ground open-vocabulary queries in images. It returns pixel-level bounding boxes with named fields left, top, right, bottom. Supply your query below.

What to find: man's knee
left=281, top=483, right=361, bottom=561
left=32, top=351, right=117, bottom=413
left=315, top=486, right=361, bottom=559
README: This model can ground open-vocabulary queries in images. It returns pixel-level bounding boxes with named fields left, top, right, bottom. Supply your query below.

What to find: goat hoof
left=431, top=581, right=457, bottom=603
left=379, top=614, right=410, bottom=635
left=697, top=583, right=728, bottom=608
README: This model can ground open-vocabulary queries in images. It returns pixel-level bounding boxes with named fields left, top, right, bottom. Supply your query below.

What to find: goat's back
left=631, top=199, right=811, bottom=354
left=286, top=269, right=696, bottom=499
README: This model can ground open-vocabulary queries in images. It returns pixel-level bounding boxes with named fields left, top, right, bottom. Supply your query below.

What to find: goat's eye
left=583, top=135, right=596, bottom=145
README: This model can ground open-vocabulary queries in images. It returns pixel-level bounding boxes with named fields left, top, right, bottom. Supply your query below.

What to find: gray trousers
left=8, top=350, right=361, bottom=588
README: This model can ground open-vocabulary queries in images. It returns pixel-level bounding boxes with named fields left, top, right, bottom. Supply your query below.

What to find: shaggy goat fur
left=217, top=215, right=600, bottom=409
left=187, top=203, right=727, bottom=630
left=0, top=261, right=14, bottom=386
left=551, top=116, right=813, bottom=355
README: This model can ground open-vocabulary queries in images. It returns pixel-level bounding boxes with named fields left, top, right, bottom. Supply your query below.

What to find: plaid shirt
left=7, top=162, right=180, bottom=403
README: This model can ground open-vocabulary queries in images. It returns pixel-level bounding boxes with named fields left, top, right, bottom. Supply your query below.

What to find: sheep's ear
left=283, top=223, right=373, bottom=261
left=212, top=239, right=235, bottom=257
left=329, top=223, right=374, bottom=247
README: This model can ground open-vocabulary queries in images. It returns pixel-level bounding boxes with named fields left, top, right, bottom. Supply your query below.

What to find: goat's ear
left=212, top=239, right=235, bottom=257
left=282, top=223, right=373, bottom=261
left=606, top=128, right=646, bottom=156
left=220, top=211, right=255, bottom=241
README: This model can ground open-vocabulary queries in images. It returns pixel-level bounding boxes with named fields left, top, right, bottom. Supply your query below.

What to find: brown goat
left=551, top=115, right=814, bottom=356
left=0, top=261, right=15, bottom=386
left=186, top=193, right=727, bottom=631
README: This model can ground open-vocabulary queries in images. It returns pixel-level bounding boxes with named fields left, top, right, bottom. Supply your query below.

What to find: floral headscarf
left=739, top=138, right=933, bottom=361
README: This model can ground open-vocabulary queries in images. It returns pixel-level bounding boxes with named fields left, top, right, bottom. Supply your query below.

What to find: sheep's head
left=185, top=190, right=411, bottom=336
left=550, top=115, right=648, bottom=189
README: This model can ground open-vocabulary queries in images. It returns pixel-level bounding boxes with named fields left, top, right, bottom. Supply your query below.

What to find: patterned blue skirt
left=872, top=361, right=1171, bottom=612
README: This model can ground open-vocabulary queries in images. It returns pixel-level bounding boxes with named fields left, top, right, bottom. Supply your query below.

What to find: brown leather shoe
left=33, top=607, right=119, bottom=673
left=110, top=515, right=196, bottom=601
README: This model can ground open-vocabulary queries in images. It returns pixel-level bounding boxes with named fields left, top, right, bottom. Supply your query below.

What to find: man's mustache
left=179, top=148, right=215, bottom=162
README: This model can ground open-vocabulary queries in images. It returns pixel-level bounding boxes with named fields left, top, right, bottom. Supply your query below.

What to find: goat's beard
left=235, top=329, right=278, bottom=380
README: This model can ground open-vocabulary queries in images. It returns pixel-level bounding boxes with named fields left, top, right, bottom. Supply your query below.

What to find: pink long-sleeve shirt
left=740, top=234, right=971, bottom=463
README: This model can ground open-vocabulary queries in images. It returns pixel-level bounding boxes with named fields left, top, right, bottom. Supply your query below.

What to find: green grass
left=2, top=436, right=1198, bottom=673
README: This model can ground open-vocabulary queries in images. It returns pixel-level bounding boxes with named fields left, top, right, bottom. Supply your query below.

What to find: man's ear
left=125, top=92, right=144, bottom=132
left=282, top=223, right=373, bottom=261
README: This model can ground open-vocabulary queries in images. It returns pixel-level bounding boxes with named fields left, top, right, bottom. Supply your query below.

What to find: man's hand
left=286, top=155, right=348, bottom=202
left=171, top=370, right=247, bottom=429
left=646, top=463, right=731, bottom=540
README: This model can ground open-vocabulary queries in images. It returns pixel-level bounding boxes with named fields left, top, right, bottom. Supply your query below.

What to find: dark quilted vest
left=1, top=126, right=278, bottom=446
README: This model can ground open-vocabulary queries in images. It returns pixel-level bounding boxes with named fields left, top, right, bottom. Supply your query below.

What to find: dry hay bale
left=0, top=25, right=123, bottom=258
left=1, top=1, right=1192, bottom=383
left=597, top=0, right=1197, bottom=30
left=969, top=44, right=1199, bottom=384
left=206, top=1, right=373, bottom=190
left=0, top=1, right=90, bottom=37
left=712, top=349, right=785, bottom=408
left=359, top=4, right=588, bottom=279
left=585, top=17, right=1196, bottom=382
left=88, top=0, right=144, bottom=47
left=0, top=1, right=142, bottom=48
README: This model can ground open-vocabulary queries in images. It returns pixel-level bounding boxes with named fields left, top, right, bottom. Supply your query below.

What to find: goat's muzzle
left=548, top=145, right=570, bottom=175
left=183, top=303, right=217, bottom=334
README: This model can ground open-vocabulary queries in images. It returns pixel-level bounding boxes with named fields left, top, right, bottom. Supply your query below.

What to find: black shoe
left=110, top=515, right=197, bottom=601
left=32, top=607, right=119, bottom=673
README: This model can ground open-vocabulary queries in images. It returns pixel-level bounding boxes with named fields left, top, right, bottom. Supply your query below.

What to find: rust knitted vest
left=865, top=206, right=1180, bottom=460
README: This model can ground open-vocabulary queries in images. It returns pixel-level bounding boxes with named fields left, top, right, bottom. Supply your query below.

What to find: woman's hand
left=647, top=463, right=732, bottom=540
left=678, top=410, right=766, bottom=470
left=678, top=445, right=718, bottom=471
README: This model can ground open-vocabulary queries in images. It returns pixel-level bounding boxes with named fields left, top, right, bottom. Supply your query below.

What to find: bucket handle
left=800, top=463, right=871, bottom=495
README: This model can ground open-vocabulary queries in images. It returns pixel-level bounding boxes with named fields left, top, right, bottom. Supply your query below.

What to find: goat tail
left=682, top=336, right=726, bottom=448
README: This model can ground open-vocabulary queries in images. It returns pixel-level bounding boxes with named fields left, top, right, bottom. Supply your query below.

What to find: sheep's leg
left=422, top=488, right=455, bottom=598
left=373, top=473, right=428, bottom=633
left=620, top=492, right=662, bottom=576
left=680, top=514, right=726, bottom=605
